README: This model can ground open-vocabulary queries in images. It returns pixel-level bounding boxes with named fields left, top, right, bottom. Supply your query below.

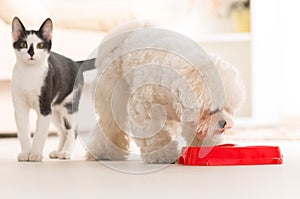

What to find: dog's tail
left=76, top=58, right=96, bottom=72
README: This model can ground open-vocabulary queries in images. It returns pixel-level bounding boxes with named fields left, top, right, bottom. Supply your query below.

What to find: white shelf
left=195, top=32, right=251, bottom=43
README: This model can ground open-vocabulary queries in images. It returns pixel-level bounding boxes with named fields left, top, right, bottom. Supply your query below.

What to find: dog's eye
left=209, top=109, right=219, bottom=115
left=20, top=42, right=27, bottom=48
left=37, top=43, right=44, bottom=49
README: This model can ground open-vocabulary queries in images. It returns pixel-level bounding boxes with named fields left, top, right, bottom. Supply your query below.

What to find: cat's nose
left=27, top=44, right=34, bottom=57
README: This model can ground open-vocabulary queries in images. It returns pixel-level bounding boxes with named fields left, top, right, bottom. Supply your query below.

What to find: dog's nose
left=218, top=120, right=227, bottom=129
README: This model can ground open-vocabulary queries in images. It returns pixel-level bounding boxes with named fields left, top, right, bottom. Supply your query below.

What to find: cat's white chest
left=12, top=63, right=48, bottom=110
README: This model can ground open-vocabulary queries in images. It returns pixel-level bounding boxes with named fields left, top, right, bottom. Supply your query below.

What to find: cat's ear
left=39, top=18, right=53, bottom=42
left=12, top=17, right=26, bottom=42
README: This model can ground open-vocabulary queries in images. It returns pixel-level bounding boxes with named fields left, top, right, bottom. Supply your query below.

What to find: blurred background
left=0, top=0, right=299, bottom=141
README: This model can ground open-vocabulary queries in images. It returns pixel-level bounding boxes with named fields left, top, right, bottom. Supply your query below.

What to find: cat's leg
left=29, top=113, right=51, bottom=162
left=56, top=114, right=76, bottom=159
left=49, top=135, right=66, bottom=159
left=49, top=111, right=66, bottom=158
left=14, top=102, right=31, bottom=161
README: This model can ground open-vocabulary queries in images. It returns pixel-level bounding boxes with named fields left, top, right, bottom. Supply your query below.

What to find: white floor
left=0, top=136, right=299, bottom=199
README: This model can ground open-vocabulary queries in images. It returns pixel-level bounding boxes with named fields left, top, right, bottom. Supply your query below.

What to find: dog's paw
left=29, top=152, right=43, bottom=162
left=17, top=152, right=30, bottom=162
left=141, top=141, right=179, bottom=164
left=141, top=153, right=178, bottom=164
left=57, top=151, right=71, bottom=160
left=49, top=150, right=59, bottom=159
left=85, top=152, right=97, bottom=161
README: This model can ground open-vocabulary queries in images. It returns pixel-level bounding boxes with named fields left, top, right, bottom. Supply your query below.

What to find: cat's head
left=12, top=17, right=52, bottom=65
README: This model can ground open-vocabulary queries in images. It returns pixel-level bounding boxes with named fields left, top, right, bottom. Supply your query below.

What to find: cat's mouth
left=28, top=57, right=35, bottom=61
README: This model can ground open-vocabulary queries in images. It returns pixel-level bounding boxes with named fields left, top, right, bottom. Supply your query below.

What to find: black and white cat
left=11, top=17, right=95, bottom=162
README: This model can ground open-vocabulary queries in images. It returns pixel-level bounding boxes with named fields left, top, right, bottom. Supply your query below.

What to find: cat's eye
left=37, top=43, right=44, bottom=49
left=20, top=42, right=27, bottom=48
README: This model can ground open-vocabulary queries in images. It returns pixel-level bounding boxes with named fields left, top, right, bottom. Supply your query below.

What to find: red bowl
left=178, top=144, right=283, bottom=166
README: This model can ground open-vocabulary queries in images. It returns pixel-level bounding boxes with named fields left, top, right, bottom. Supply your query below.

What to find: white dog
left=85, top=21, right=245, bottom=163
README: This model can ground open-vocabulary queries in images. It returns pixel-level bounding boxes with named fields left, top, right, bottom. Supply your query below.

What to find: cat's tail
left=76, top=58, right=96, bottom=71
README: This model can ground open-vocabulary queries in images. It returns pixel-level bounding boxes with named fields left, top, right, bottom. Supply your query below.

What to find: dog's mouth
left=218, top=123, right=233, bottom=134
left=214, top=128, right=226, bottom=135
left=220, top=124, right=232, bottom=133
left=196, top=125, right=231, bottom=140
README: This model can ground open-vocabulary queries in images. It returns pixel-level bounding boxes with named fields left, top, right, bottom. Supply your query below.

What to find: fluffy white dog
left=85, top=21, right=245, bottom=163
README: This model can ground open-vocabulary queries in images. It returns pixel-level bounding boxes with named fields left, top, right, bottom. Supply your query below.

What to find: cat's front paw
left=49, top=150, right=59, bottom=159
left=18, top=152, right=30, bottom=162
left=29, top=152, right=43, bottom=162
left=57, top=151, right=71, bottom=160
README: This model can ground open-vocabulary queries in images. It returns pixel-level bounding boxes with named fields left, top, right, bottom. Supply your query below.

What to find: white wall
left=250, top=0, right=281, bottom=125
left=250, top=0, right=300, bottom=126
left=279, top=0, right=300, bottom=121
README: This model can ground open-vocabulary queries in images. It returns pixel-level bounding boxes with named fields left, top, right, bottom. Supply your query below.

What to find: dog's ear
left=12, top=17, right=26, bottom=42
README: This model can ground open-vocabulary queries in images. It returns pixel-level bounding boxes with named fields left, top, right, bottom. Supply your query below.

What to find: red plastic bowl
left=178, top=144, right=283, bottom=166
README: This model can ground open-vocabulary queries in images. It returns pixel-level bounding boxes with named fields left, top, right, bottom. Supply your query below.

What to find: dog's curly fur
left=85, top=21, right=245, bottom=163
